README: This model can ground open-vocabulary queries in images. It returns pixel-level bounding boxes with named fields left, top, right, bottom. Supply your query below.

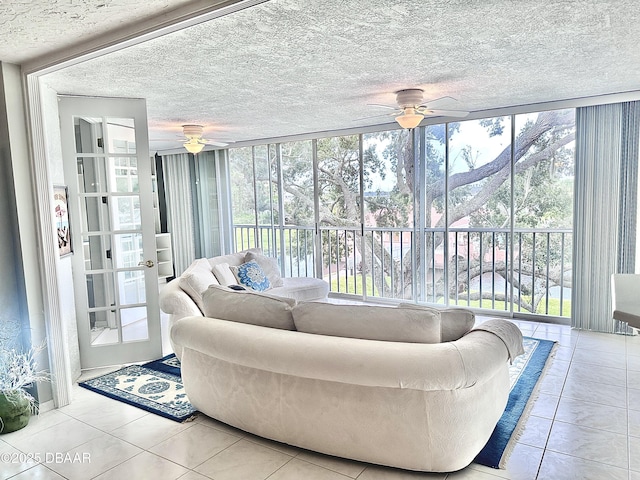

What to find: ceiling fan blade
left=367, top=103, right=398, bottom=110
left=419, top=96, right=458, bottom=109
left=354, top=112, right=398, bottom=121
left=422, top=109, right=469, bottom=118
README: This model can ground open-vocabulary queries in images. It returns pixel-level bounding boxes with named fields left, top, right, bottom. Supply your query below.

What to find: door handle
left=138, top=260, right=155, bottom=268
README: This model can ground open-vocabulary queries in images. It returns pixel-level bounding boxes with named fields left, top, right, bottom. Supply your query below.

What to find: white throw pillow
left=178, top=258, right=220, bottom=313
left=398, top=303, right=475, bottom=342
left=202, top=284, right=296, bottom=330
left=244, top=251, right=284, bottom=288
left=212, top=262, right=238, bottom=286
left=292, top=302, right=441, bottom=343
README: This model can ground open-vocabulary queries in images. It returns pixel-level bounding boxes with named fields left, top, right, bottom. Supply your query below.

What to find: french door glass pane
left=111, top=157, right=139, bottom=193
left=106, top=118, right=136, bottom=153
left=114, top=233, right=144, bottom=268
left=77, top=157, right=107, bottom=193
left=82, top=196, right=111, bottom=233
left=90, top=310, right=118, bottom=346
left=86, top=273, right=115, bottom=309
left=83, top=234, right=112, bottom=270
left=118, top=270, right=146, bottom=305
left=121, top=307, right=148, bottom=342
left=74, top=117, right=104, bottom=154
left=112, top=196, right=141, bottom=230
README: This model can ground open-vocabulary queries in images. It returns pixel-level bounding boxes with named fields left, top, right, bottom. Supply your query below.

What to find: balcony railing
left=233, top=224, right=572, bottom=318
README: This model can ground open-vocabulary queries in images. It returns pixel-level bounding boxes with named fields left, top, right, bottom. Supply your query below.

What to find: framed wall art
left=53, top=185, right=73, bottom=257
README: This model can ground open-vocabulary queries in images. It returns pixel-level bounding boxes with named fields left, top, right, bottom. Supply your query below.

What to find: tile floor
left=2, top=318, right=640, bottom=480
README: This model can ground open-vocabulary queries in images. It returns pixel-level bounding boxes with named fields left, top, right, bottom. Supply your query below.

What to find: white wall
left=0, top=62, right=53, bottom=403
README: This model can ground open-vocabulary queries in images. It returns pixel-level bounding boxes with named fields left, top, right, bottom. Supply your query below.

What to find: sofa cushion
left=202, top=284, right=296, bottom=330
left=212, top=262, right=238, bottom=286
left=178, top=258, right=220, bottom=312
left=231, top=260, right=271, bottom=291
left=270, top=277, right=330, bottom=302
left=399, top=303, right=475, bottom=342
left=292, top=302, right=441, bottom=343
left=209, top=248, right=262, bottom=269
left=244, top=251, right=284, bottom=288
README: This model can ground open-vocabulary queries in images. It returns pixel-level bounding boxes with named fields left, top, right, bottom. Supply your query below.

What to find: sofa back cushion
left=244, top=251, right=284, bottom=288
left=212, top=262, right=239, bottom=286
left=398, top=303, right=475, bottom=342
left=292, top=302, right=441, bottom=343
left=202, top=284, right=296, bottom=330
left=209, top=248, right=262, bottom=269
left=178, top=258, right=220, bottom=313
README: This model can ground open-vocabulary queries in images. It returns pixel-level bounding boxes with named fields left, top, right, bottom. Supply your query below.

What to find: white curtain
left=572, top=101, right=640, bottom=332
left=162, top=153, right=196, bottom=276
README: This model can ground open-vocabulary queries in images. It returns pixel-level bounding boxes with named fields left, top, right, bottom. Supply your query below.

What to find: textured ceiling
left=0, top=0, right=197, bottom=64
left=5, top=0, right=640, bottom=152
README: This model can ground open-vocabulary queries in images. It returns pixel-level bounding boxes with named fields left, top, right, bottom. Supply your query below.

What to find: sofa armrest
left=159, top=278, right=203, bottom=317
left=172, top=316, right=516, bottom=392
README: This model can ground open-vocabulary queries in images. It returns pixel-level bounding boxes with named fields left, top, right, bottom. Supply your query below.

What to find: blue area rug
left=79, top=354, right=196, bottom=422
left=474, top=336, right=556, bottom=469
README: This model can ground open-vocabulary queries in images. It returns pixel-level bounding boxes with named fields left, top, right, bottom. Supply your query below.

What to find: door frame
left=22, top=0, right=262, bottom=408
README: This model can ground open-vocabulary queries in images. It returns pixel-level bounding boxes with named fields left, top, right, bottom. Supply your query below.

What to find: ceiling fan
left=181, top=124, right=232, bottom=154
left=368, top=89, right=469, bottom=129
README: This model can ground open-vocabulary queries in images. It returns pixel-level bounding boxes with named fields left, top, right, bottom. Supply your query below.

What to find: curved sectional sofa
left=162, top=260, right=524, bottom=472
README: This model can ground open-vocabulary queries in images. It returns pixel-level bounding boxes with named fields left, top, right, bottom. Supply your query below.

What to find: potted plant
left=0, top=324, right=49, bottom=434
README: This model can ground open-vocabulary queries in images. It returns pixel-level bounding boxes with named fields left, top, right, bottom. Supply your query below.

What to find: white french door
left=59, top=96, right=162, bottom=368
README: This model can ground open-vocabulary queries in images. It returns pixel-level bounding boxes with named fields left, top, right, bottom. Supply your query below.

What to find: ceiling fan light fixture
left=183, top=139, right=205, bottom=154
left=395, top=108, right=424, bottom=129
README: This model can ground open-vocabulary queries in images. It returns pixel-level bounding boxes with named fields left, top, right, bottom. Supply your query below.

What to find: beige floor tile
left=243, top=433, right=302, bottom=457
left=193, top=414, right=248, bottom=437
left=516, top=415, right=552, bottom=448
left=631, top=435, right=640, bottom=472
left=562, top=376, right=627, bottom=408
left=195, top=439, right=292, bottom=480
left=571, top=348, right=627, bottom=369
left=537, top=372, right=565, bottom=396
left=177, top=472, right=211, bottom=480
left=267, top=458, right=353, bottom=479
left=629, top=387, right=640, bottom=411
left=296, top=449, right=367, bottom=478
left=7, top=464, right=66, bottom=479
left=93, top=451, right=189, bottom=480
left=629, top=369, right=640, bottom=390
left=499, top=443, right=544, bottom=480
left=630, top=408, right=640, bottom=437
left=0, top=440, right=39, bottom=478
left=551, top=345, right=575, bottom=362
left=554, top=396, right=628, bottom=434
left=565, top=362, right=627, bottom=388
left=0, top=409, right=70, bottom=445
left=628, top=354, right=640, bottom=372
left=110, top=412, right=193, bottom=449
left=538, top=450, right=628, bottom=480
left=58, top=392, right=148, bottom=432
left=446, top=466, right=504, bottom=479
left=44, top=433, right=141, bottom=480
left=149, top=422, right=242, bottom=469
left=631, top=471, right=640, bottom=480
left=529, top=393, right=559, bottom=419
left=544, top=358, right=570, bottom=378
left=7, top=417, right=103, bottom=456
left=357, top=464, right=446, bottom=479
left=546, top=421, right=628, bottom=469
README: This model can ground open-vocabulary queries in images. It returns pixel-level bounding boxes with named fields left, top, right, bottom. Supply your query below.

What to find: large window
left=228, top=108, right=575, bottom=319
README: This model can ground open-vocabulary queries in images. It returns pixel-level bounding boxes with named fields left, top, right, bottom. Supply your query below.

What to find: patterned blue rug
left=79, top=354, right=196, bottom=422
left=474, top=336, right=556, bottom=469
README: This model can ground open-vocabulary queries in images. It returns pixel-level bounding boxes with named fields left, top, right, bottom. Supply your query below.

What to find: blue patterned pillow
left=231, top=260, right=271, bottom=291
